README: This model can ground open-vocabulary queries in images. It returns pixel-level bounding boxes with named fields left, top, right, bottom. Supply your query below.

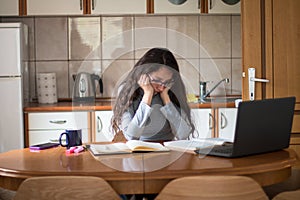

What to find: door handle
left=248, top=68, right=269, bottom=101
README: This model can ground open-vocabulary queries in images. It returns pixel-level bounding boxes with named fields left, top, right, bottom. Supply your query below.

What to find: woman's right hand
left=138, top=74, right=154, bottom=105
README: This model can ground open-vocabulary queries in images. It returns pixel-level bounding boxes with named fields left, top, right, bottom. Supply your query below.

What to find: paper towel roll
left=37, top=73, right=58, bottom=104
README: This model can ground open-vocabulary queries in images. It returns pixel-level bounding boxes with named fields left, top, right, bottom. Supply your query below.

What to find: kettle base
left=72, top=96, right=95, bottom=103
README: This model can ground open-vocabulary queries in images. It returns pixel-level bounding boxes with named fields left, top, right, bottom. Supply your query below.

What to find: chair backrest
left=155, top=175, right=269, bottom=200
left=13, top=176, right=121, bottom=200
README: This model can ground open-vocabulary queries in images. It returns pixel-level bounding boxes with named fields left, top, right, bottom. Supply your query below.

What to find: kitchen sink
left=199, top=97, right=241, bottom=103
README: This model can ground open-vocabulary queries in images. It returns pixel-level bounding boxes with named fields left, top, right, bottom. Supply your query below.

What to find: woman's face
left=148, top=67, right=174, bottom=93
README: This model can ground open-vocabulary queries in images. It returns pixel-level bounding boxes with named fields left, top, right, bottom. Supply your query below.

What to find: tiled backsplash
left=1, top=14, right=241, bottom=101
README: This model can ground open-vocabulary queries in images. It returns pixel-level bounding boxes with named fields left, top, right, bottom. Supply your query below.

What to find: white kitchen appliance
left=0, top=23, right=28, bottom=153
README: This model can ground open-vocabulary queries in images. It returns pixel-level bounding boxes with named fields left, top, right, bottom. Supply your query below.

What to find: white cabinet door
left=191, top=109, right=214, bottom=139
left=217, top=108, right=237, bottom=142
left=95, top=111, right=114, bottom=142
left=29, top=129, right=89, bottom=146
left=209, top=0, right=240, bottom=14
left=27, top=0, right=83, bottom=15
left=154, top=0, right=200, bottom=14
left=0, top=0, right=19, bottom=16
left=28, top=112, right=90, bottom=145
left=91, top=0, right=146, bottom=14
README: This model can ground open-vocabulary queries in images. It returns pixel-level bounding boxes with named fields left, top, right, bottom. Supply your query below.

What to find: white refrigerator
left=0, top=23, right=28, bottom=153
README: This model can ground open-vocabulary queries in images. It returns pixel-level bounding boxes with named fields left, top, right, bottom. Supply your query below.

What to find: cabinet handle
left=97, top=116, right=103, bottom=133
left=92, top=0, right=95, bottom=10
left=49, top=120, right=67, bottom=124
left=80, top=0, right=83, bottom=10
left=209, top=113, right=214, bottom=130
left=209, top=0, right=213, bottom=9
left=220, top=112, right=228, bottom=129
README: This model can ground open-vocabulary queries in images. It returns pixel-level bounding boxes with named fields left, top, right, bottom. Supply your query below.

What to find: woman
left=112, top=48, right=195, bottom=142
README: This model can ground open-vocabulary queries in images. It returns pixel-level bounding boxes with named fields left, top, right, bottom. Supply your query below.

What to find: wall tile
left=35, top=17, right=68, bottom=60
left=1, top=14, right=242, bottom=101
left=35, top=61, right=68, bottom=98
left=69, top=17, right=101, bottom=60
left=102, top=16, right=134, bottom=60
left=232, top=58, right=242, bottom=95
left=167, top=16, right=200, bottom=59
left=200, top=15, right=231, bottom=58
left=177, top=58, right=199, bottom=95
left=102, top=59, right=134, bottom=97
left=135, top=16, right=167, bottom=58
left=232, top=15, right=241, bottom=58
left=200, top=58, right=231, bottom=96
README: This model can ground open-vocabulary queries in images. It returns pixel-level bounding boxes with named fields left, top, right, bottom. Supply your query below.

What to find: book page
left=89, top=143, right=131, bottom=155
left=126, top=140, right=169, bottom=152
left=164, top=138, right=229, bottom=152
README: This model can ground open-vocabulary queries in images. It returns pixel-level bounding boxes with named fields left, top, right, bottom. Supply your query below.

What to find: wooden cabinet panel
left=271, top=0, right=300, bottom=110
left=27, top=0, right=83, bottom=15
left=91, top=0, right=146, bottom=14
left=0, top=0, right=19, bottom=16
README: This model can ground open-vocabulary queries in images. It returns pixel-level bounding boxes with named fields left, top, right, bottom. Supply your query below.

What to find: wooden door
left=242, top=0, right=300, bottom=109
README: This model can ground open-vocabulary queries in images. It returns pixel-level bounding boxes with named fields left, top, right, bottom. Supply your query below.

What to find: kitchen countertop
left=24, top=99, right=237, bottom=112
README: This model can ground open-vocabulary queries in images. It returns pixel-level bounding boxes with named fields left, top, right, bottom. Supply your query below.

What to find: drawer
left=29, top=129, right=89, bottom=146
left=28, top=112, right=88, bottom=130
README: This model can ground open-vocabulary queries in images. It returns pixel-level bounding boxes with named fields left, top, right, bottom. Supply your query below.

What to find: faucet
left=199, top=78, right=230, bottom=101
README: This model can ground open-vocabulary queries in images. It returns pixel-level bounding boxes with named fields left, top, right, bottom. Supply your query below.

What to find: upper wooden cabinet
left=91, top=0, right=146, bottom=14
left=154, top=0, right=200, bottom=14
left=209, top=0, right=240, bottom=14
left=26, top=0, right=84, bottom=15
left=0, top=0, right=19, bottom=16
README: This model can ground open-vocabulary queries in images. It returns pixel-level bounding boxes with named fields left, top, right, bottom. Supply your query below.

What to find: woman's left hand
left=160, top=87, right=171, bottom=105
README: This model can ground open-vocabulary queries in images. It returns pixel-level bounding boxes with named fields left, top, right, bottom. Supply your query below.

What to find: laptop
left=195, top=97, right=295, bottom=158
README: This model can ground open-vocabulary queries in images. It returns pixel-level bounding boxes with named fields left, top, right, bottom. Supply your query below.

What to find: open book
left=163, top=138, right=231, bottom=154
left=88, top=140, right=169, bottom=156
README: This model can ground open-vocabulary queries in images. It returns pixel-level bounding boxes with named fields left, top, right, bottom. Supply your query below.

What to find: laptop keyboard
left=211, top=145, right=233, bottom=154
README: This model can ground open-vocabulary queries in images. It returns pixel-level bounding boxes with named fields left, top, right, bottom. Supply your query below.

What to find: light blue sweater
left=121, top=94, right=192, bottom=141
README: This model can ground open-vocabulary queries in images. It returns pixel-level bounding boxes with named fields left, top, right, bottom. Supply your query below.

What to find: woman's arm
left=121, top=102, right=152, bottom=140
left=160, top=102, right=192, bottom=140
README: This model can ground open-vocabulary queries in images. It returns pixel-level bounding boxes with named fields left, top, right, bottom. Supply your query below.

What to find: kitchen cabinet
left=154, top=0, right=200, bottom=14
left=208, top=0, right=240, bottom=14
left=191, top=107, right=237, bottom=141
left=0, top=0, right=19, bottom=16
left=191, top=109, right=215, bottom=139
left=91, top=0, right=146, bottom=14
left=94, top=111, right=114, bottom=142
left=27, top=112, right=90, bottom=146
left=26, top=0, right=84, bottom=15
left=217, top=108, right=237, bottom=142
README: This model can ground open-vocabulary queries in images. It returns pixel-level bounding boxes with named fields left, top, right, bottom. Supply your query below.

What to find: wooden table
left=0, top=147, right=298, bottom=194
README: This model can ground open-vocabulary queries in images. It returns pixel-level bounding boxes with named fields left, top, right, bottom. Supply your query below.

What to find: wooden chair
left=155, top=175, right=269, bottom=200
left=13, top=176, right=121, bottom=200
left=272, top=189, right=300, bottom=200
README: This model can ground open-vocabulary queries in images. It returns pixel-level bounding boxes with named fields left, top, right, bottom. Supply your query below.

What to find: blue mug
left=59, top=130, right=82, bottom=149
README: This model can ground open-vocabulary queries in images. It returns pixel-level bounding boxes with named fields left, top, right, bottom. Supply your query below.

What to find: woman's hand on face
left=160, top=86, right=171, bottom=105
left=138, top=74, right=153, bottom=93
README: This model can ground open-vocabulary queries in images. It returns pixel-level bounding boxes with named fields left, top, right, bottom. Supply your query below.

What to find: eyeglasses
left=148, top=74, right=174, bottom=88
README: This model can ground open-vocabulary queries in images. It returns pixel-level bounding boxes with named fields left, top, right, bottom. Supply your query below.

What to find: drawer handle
left=97, top=116, right=103, bottom=133
left=220, top=112, right=228, bottom=129
left=49, top=120, right=67, bottom=124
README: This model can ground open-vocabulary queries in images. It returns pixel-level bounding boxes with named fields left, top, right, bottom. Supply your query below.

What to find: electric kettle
left=73, top=72, right=103, bottom=101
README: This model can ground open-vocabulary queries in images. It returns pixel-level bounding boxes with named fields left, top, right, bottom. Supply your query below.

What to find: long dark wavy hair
left=112, top=48, right=195, bottom=138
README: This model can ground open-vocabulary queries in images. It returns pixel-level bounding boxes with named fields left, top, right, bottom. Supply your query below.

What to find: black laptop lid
left=232, top=97, right=295, bottom=156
